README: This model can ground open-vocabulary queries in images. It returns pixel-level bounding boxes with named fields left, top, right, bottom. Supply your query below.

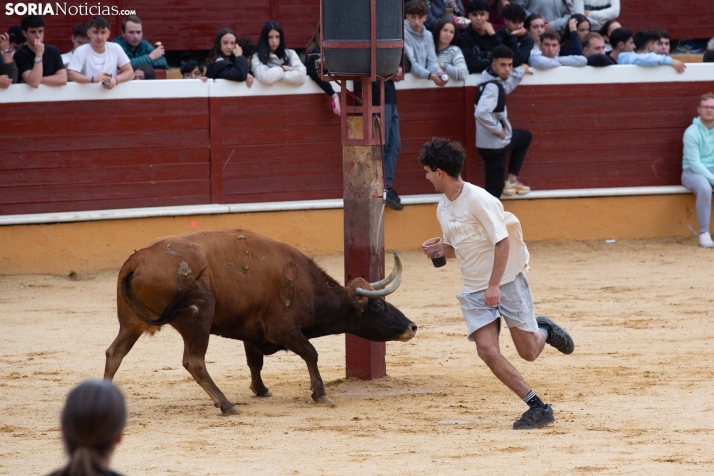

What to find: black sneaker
left=513, top=404, right=555, bottom=430
left=385, top=188, right=404, bottom=211
left=537, top=316, right=574, bottom=355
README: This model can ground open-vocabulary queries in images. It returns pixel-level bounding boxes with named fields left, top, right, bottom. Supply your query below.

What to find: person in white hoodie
left=251, top=20, right=306, bottom=86
left=572, top=0, right=619, bottom=32
left=682, top=93, right=714, bottom=248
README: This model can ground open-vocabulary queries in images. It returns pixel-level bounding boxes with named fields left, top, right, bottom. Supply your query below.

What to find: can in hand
left=440, top=73, right=449, bottom=82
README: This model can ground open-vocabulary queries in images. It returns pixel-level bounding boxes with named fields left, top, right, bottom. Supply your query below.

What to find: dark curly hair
left=419, top=138, right=465, bottom=178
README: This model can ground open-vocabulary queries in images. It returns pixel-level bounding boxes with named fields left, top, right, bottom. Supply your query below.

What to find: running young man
left=419, top=137, right=574, bottom=429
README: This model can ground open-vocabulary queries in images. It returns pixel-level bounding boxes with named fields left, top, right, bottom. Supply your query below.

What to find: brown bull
left=104, top=229, right=417, bottom=414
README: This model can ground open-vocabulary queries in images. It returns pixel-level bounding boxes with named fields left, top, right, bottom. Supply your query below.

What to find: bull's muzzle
left=397, top=322, right=418, bottom=342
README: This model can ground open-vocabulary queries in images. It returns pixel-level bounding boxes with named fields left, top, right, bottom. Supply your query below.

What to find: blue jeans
left=383, top=104, right=401, bottom=189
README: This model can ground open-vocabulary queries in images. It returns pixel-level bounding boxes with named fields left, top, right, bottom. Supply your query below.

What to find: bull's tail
left=121, top=267, right=207, bottom=327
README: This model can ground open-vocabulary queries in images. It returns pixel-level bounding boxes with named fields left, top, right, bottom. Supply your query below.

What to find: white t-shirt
left=61, top=50, right=73, bottom=65
left=67, top=43, right=130, bottom=77
left=436, top=182, right=529, bottom=293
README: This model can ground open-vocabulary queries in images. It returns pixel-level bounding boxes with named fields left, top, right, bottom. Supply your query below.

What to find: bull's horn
left=356, top=253, right=403, bottom=297
left=369, top=252, right=399, bottom=289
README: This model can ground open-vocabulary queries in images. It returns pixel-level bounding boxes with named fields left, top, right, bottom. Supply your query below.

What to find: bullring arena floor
left=1, top=237, right=713, bottom=474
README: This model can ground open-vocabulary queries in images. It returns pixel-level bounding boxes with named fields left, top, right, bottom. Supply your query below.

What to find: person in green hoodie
left=113, top=15, right=168, bottom=70
left=681, top=92, right=714, bottom=248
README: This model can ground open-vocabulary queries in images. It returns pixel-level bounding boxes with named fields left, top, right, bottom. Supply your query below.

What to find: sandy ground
left=1, top=237, right=714, bottom=475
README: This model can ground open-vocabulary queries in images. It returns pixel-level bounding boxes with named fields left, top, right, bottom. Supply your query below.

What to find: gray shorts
left=456, top=273, right=538, bottom=341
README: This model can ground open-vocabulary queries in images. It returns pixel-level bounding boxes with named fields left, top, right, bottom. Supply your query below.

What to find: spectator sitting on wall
left=46, top=380, right=126, bottom=476
left=0, top=32, right=18, bottom=88
left=582, top=32, right=615, bottom=66
left=495, top=3, right=534, bottom=67
left=703, top=51, right=714, bottom=63
left=114, top=15, right=168, bottom=70
left=681, top=92, right=714, bottom=248
left=180, top=59, right=207, bottom=81
left=205, top=28, right=254, bottom=86
left=529, top=30, right=585, bottom=68
left=598, top=19, right=620, bottom=53
left=251, top=21, right=306, bottom=86
left=61, top=23, right=88, bottom=67
left=7, top=25, right=26, bottom=52
left=488, top=0, right=509, bottom=31
left=656, top=30, right=670, bottom=56
left=67, top=16, right=133, bottom=88
left=133, top=64, right=155, bottom=80
left=432, top=17, right=469, bottom=81
left=404, top=0, right=448, bottom=86
left=559, top=14, right=589, bottom=56
left=573, top=0, right=619, bottom=32
left=618, top=29, right=686, bottom=74
left=458, top=0, right=504, bottom=74
left=426, top=0, right=466, bottom=30
left=606, top=27, right=633, bottom=63
left=514, top=0, right=574, bottom=35
left=475, top=45, right=532, bottom=198
left=304, top=24, right=340, bottom=116
left=14, top=15, right=66, bottom=88
left=524, top=13, right=546, bottom=61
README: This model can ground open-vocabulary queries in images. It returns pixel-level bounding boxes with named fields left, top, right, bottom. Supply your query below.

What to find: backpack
left=474, top=79, right=505, bottom=113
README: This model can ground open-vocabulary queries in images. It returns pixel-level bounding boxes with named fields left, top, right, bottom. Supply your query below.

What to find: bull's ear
left=346, top=277, right=371, bottom=308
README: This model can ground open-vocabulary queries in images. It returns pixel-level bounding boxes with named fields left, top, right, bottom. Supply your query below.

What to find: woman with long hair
left=304, top=24, right=339, bottom=116
left=598, top=19, right=621, bottom=52
left=251, top=20, right=306, bottom=86
left=205, top=28, right=254, bottom=87
left=559, top=13, right=590, bottom=56
left=431, top=17, right=468, bottom=81
left=524, top=13, right=546, bottom=63
left=47, top=380, right=126, bottom=476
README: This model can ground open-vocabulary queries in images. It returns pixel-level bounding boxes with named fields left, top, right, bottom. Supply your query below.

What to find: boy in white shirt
left=68, top=16, right=133, bottom=88
left=419, top=137, right=574, bottom=430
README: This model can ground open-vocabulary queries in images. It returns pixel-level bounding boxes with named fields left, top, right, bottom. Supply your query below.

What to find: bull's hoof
left=250, top=385, right=273, bottom=397
left=312, top=395, right=333, bottom=405
left=221, top=404, right=240, bottom=415
left=257, top=390, right=273, bottom=397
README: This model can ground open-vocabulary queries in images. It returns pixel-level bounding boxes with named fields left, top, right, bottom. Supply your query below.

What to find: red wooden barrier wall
left=1, top=1, right=711, bottom=54
left=0, top=75, right=709, bottom=216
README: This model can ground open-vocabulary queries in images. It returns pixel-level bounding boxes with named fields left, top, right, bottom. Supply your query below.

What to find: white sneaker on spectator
left=503, top=180, right=531, bottom=196
left=699, top=232, right=714, bottom=248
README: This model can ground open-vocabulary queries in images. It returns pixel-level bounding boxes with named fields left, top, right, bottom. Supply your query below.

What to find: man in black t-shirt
left=14, top=15, right=66, bottom=88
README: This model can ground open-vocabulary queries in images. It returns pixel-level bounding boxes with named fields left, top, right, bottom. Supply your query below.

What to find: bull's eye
left=369, top=300, right=385, bottom=312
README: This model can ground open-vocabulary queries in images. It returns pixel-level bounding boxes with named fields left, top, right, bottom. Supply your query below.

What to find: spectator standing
left=656, top=30, right=671, bottom=56
left=404, top=0, right=448, bottom=86
left=458, top=0, right=504, bottom=74
left=475, top=45, right=532, bottom=198
left=514, top=0, right=574, bottom=35
left=432, top=17, right=469, bottom=81
left=67, top=16, right=133, bottom=88
left=251, top=21, right=306, bottom=86
left=46, top=380, right=126, bottom=476
left=0, top=32, right=18, bottom=88
left=61, top=23, right=88, bottom=67
left=598, top=19, right=620, bottom=53
left=426, top=0, right=466, bottom=30
left=606, top=27, right=634, bottom=63
left=572, top=0, right=619, bottom=32
left=495, top=3, right=534, bottom=67
left=180, top=59, right=205, bottom=79
left=205, top=28, right=254, bottom=86
left=418, top=137, right=574, bottom=430
left=113, top=15, right=168, bottom=70
left=14, top=15, right=67, bottom=88
left=618, top=29, right=686, bottom=74
left=133, top=64, right=155, bottom=80
left=525, top=13, right=546, bottom=59
left=305, top=25, right=340, bottom=116
left=559, top=14, right=590, bottom=56
left=582, top=32, right=615, bottom=66
left=681, top=93, right=714, bottom=248
left=529, top=30, right=586, bottom=68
